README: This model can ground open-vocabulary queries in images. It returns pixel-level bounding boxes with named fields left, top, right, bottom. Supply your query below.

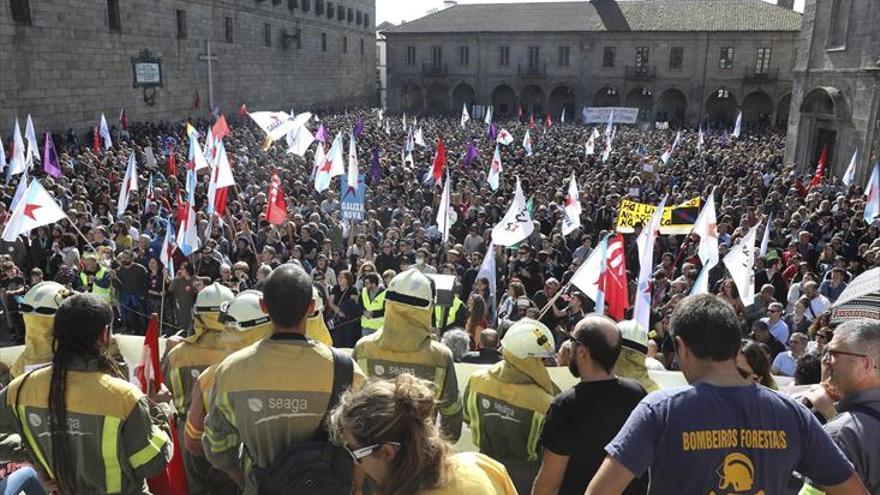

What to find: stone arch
left=776, top=93, right=792, bottom=128
left=625, top=87, right=654, bottom=122
left=656, top=88, right=687, bottom=123
left=800, top=86, right=846, bottom=119
left=548, top=85, right=576, bottom=120
left=425, top=82, right=449, bottom=114
left=705, top=88, right=738, bottom=126
left=452, top=83, right=476, bottom=114
left=491, top=84, right=517, bottom=116
left=592, top=86, right=620, bottom=107
left=521, top=85, right=546, bottom=116
left=401, top=82, right=423, bottom=114
left=741, top=91, right=774, bottom=126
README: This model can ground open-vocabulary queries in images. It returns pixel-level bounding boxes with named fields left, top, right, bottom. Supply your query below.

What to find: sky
left=376, top=0, right=805, bottom=25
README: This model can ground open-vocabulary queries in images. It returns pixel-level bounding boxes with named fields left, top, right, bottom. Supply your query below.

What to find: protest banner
left=340, top=173, right=366, bottom=221
left=583, top=107, right=639, bottom=124
left=616, top=197, right=701, bottom=234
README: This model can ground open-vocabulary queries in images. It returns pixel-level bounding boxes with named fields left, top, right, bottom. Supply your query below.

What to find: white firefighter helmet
left=219, top=290, right=271, bottom=332
left=385, top=268, right=434, bottom=308
left=502, top=318, right=556, bottom=359
left=194, top=282, right=235, bottom=316
left=21, top=281, right=76, bottom=315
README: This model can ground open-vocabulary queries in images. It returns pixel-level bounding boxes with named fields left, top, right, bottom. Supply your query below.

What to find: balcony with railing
left=421, top=62, right=447, bottom=77
left=518, top=63, right=547, bottom=78
left=625, top=65, right=657, bottom=80
left=744, top=67, right=779, bottom=82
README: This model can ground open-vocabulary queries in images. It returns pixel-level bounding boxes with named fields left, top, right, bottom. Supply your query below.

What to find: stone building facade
left=784, top=0, right=879, bottom=183
left=0, top=0, right=376, bottom=132
left=385, top=0, right=801, bottom=128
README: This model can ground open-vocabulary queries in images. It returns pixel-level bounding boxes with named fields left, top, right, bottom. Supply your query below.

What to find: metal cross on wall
left=198, top=41, right=219, bottom=112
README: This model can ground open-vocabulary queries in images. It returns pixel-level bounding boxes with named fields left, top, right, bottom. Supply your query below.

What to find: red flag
left=212, top=115, right=230, bottom=141
left=545, top=112, right=552, bottom=127
left=214, top=187, right=229, bottom=217
left=430, top=134, right=446, bottom=182
left=266, top=169, right=287, bottom=225
left=238, top=104, right=249, bottom=117
left=810, top=145, right=827, bottom=189
left=193, top=90, right=201, bottom=109
left=602, top=234, right=629, bottom=321
left=92, top=126, right=101, bottom=154
left=167, top=152, right=177, bottom=176
left=135, top=315, right=190, bottom=495
left=529, top=114, right=535, bottom=130
left=119, top=107, right=128, bottom=130
left=176, top=189, right=186, bottom=228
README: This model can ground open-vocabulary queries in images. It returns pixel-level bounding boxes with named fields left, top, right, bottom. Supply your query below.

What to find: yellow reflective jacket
left=360, top=288, right=385, bottom=332
left=162, top=314, right=228, bottom=415
left=0, top=358, right=172, bottom=494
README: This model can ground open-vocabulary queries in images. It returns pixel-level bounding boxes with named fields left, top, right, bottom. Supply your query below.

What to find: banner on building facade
left=616, top=197, right=702, bottom=234
left=341, top=173, right=366, bottom=221
left=583, top=107, right=639, bottom=124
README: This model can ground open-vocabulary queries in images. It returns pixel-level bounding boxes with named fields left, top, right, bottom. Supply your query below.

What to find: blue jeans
left=120, top=293, right=147, bottom=334
left=0, top=467, right=47, bottom=495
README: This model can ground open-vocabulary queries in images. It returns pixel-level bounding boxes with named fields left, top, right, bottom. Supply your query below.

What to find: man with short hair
left=802, top=319, right=880, bottom=493
left=461, top=329, right=503, bottom=364
left=585, top=294, right=868, bottom=495
left=532, top=315, right=647, bottom=495
left=746, top=283, right=776, bottom=327
left=751, top=319, right=786, bottom=361
left=819, top=268, right=848, bottom=304
left=804, top=280, right=831, bottom=322
left=762, top=301, right=790, bottom=346
left=771, top=331, right=808, bottom=377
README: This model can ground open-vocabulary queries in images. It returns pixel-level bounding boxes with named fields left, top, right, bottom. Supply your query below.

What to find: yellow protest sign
left=615, top=197, right=701, bottom=235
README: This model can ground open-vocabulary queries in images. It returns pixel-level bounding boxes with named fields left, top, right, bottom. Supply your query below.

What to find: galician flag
left=561, top=172, right=581, bottom=236
left=314, top=133, right=345, bottom=192
left=842, top=150, right=857, bottom=187
left=522, top=130, right=533, bottom=157
left=496, top=128, right=514, bottom=146
left=697, top=124, right=705, bottom=154
left=346, top=132, right=359, bottom=196
left=477, top=242, right=497, bottom=323
left=414, top=127, right=426, bottom=147
left=460, top=103, right=470, bottom=128
left=176, top=200, right=200, bottom=256
left=487, top=144, right=502, bottom=191
left=186, top=124, right=210, bottom=171
left=99, top=113, right=113, bottom=150
left=484, top=106, right=493, bottom=125
left=633, top=195, right=668, bottom=334
left=585, top=135, right=595, bottom=156
left=491, top=177, right=533, bottom=246
left=207, top=139, right=235, bottom=215
left=691, top=189, right=719, bottom=295
left=159, top=218, right=176, bottom=277
left=436, top=175, right=452, bottom=243
left=0, top=135, right=6, bottom=174
left=864, top=162, right=879, bottom=224
left=116, top=152, right=139, bottom=217
left=8, top=119, right=27, bottom=177
left=723, top=222, right=760, bottom=306
left=732, top=110, right=742, bottom=138
left=660, top=130, right=681, bottom=165
left=144, top=174, right=155, bottom=213
left=759, top=213, right=773, bottom=257
left=2, top=179, right=67, bottom=242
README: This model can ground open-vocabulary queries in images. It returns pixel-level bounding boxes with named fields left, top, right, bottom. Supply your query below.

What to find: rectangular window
left=363, top=14, right=369, bottom=28
left=347, top=8, right=353, bottom=22
left=322, top=32, right=327, bottom=51
left=431, top=46, right=442, bottom=68
left=459, top=46, right=469, bottom=66
left=302, top=0, right=310, bottom=12
left=755, top=47, right=771, bottom=74
left=603, top=47, right=616, bottom=68
left=360, top=38, right=364, bottom=56
left=635, top=46, right=649, bottom=70
left=828, top=0, right=851, bottom=48
left=528, top=46, right=540, bottom=68
left=406, top=46, right=416, bottom=66
left=356, top=10, right=362, bottom=25
left=316, top=0, right=324, bottom=16
left=176, top=9, right=187, bottom=39
left=264, top=24, right=272, bottom=46
left=669, top=46, right=683, bottom=70
left=225, top=16, right=234, bottom=43
left=343, top=36, right=347, bottom=53
left=338, top=6, right=345, bottom=21
left=289, top=0, right=299, bottom=9
left=10, top=0, right=31, bottom=25
left=719, top=47, right=734, bottom=69
left=327, top=2, right=334, bottom=19
left=558, top=46, right=570, bottom=67
left=499, top=46, right=510, bottom=66
left=108, top=0, right=121, bottom=32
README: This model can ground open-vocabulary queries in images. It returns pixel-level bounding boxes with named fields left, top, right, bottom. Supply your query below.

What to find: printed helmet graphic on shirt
left=712, top=452, right=765, bottom=495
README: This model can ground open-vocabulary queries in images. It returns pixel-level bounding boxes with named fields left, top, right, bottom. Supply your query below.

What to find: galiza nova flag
left=436, top=176, right=452, bottom=243
left=864, top=162, right=879, bottom=224
left=2, top=179, right=67, bottom=242
left=286, top=125, right=315, bottom=158
left=8, top=119, right=27, bottom=176
left=723, top=222, right=761, bottom=306
left=248, top=111, right=311, bottom=144
left=561, top=172, right=581, bottom=236
left=116, top=152, right=139, bottom=217
left=24, top=115, right=39, bottom=164
left=460, top=103, right=470, bottom=128
left=496, top=128, right=514, bottom=146
left=487, top=145, right=502, bottom=191
left=491, top=178, right=533, bottom=246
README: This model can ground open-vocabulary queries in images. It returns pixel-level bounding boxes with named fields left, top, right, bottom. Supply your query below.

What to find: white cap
left=502, top=318, right=556, bottom=359
left=385, top=268, right=434, bottom=308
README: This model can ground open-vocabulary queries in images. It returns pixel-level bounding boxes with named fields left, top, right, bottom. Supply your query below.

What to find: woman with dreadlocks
left=0, top=293, right=173, bottom=494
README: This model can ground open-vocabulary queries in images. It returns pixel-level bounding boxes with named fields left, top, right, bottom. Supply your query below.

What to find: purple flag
left=43, top=132, right=62, bottom=178
left=370, top=146, right=381, bottom=182
left=315, top=124, right=329, bottom=143
left=488, top=122, right=497, bottom=141
left=354, top=117, right=364, bottom=138
left=464, top=140, right=478, bottom=167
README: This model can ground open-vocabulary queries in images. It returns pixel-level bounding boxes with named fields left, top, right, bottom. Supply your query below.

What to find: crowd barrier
left=0, top=335, right=793, bottom=452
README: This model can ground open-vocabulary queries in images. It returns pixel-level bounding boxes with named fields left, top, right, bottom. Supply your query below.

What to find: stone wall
left=0, top=0, right=376, bottom=132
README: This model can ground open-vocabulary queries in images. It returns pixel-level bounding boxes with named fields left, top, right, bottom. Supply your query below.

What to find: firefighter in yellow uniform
left=434, top=292, right=465, bottom=333
left=202, top=264, right=366, bottom=495
left=353, top=268, right=463, bottom=441
left=184, top=289, right=273, bottom=494
left=616, top=320, right=660, bottom=392
left=359, top=273, right=385, bottom=337
left=162, top=282, right=235, bottom=494
left=306, top=286, right=334, bottom=346
left=464, top=318, right=560, bottom=494
left=0, top=293, right=172, bottom=494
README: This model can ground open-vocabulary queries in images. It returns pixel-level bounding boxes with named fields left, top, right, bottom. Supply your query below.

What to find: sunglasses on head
left=344, top=442, right=400, bottom=463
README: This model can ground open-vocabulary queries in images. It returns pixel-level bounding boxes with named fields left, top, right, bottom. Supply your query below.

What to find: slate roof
left=385, top=0, right=803, bottom=34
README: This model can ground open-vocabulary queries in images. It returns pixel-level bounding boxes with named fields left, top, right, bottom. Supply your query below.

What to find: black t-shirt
left=539, top=378, right=648, bottom=495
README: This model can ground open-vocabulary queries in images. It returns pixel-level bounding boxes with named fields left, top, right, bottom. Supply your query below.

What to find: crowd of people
left=0, top=108, right=877, bottom=494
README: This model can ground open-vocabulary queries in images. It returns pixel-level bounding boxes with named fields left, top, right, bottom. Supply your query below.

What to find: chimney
left=777, top=0, right=794, bottom=10
left=443, top=1, right=458, bottom=9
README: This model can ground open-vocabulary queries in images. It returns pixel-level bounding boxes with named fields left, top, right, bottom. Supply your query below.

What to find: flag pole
left=538, top=279, right=573, bottom=320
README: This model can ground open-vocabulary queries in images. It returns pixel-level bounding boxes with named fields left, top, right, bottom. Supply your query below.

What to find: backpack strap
left=312, top=347, right=353, bottom=441
left=848, top=404, right=880, bottom=423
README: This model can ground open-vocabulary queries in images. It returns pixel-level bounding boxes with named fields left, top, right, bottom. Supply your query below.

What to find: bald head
left=262, top=263, right=314, bottom=329
left=479, top=328, right=499, bottom=349
left=572, top=315, right=623, bottom=373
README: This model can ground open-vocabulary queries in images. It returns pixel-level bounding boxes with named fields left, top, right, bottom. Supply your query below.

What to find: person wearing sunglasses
left=328, top=373, right=516, bottom=495
left=586, top=294, right=868, bottom=495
